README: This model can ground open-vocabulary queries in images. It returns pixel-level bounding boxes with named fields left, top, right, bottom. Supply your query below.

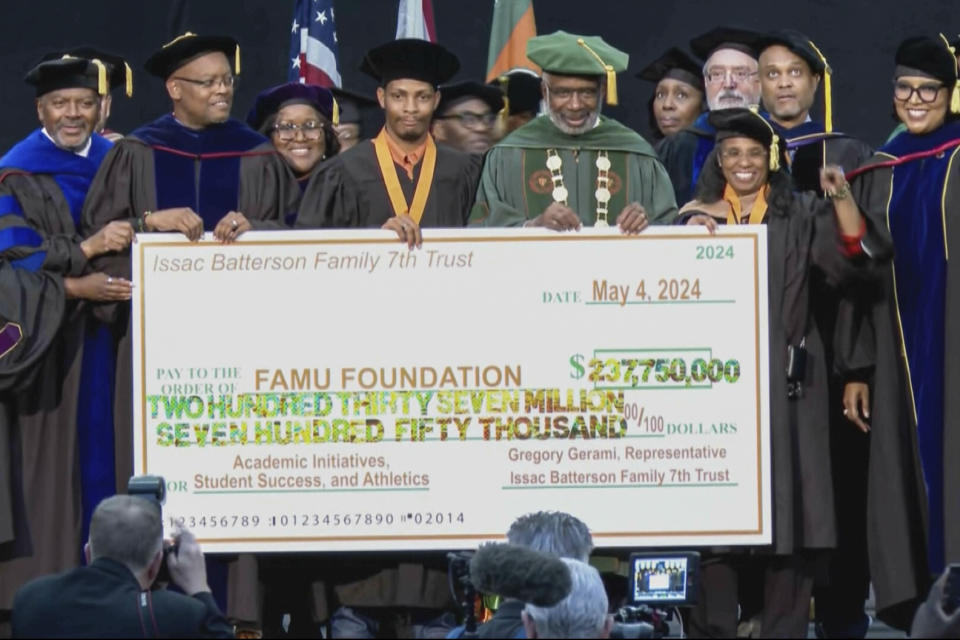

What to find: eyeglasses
left=719, top=147, right=767, bottom=161
left=544, top=84, right=600, bottom=102
left=435, top=111, right=498, bottom=129
left=173, top=74, right=235, bottom=90
left=705, top=68, right=758, bottom=85
left=272, top=120, right=324, bottom=140
left=893, top=81, right=945, bottom=104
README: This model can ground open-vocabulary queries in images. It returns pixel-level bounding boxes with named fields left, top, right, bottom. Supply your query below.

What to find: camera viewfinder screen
left=631, top=556, right=688, bottom=602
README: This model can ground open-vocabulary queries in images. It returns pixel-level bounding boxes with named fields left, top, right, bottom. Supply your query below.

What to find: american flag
left=288, top=0, right=341, bottom=87
left=395, top=0, right=437, bottom=42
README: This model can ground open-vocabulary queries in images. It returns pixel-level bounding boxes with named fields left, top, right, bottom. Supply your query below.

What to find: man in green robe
left=471, top=31, right=677, bottom=230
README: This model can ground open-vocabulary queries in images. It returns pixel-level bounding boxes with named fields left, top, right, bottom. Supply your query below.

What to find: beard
left=708, top=90, right=756, bottom=110
left=543, top=100, right=601, bottom=135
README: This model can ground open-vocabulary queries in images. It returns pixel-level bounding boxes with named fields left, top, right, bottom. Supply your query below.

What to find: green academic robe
left=471, top=115, right=678, bottom=226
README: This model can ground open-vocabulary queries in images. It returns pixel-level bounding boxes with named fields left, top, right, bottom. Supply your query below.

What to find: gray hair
left=88, top=495, right=163, bottom=573
left=524, top=558, right=609, bottom=639
left=507, top=511, right=593, bottom=561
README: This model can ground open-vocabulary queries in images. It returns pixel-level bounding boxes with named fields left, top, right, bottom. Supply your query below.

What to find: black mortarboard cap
left=690, top=27, right=762, bottom=61
left=488, top=68, right=542, bottom=115
left=246, top=82, right=339, bottom=131
left=144, top=32, right=240, bottom=79
left=895, top=35, right=958, bottom=86
left=757, top=29, right=827, bottom=73
left=25, top=56, right=109, bottom=97
left=360, top=39, right=459, bottom=87
left=709, top=107, right=782, bottom=171
left=636, top=47, right=704, bottom=91
left=436, top=80, right=504, bottom=116
left=42, top=47, right=133, bottom=97
left=330, top=87, right=377, bottom=124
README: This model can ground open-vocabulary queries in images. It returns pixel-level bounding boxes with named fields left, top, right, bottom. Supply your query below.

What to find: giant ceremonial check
left=131, top=227, right=772, bottom=552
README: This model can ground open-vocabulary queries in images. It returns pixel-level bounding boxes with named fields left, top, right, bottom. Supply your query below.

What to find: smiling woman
left=844, top=35, right=960, bottom=595
left=246, top=82, right=340, bottom=182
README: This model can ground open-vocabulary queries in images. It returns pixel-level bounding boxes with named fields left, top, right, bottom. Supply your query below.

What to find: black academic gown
left=296, top=136, right=482, bottom=229
left=679, top=190, right=890, bottom=637
left=771, top=122, right=878, bottom=629
left=656, top=112, right=715, bottom=205
left=0, top=131, right=113, bottom=608
left=81, top=115, right=297, bottom=496
left=0, top=222, right=64, bottom=567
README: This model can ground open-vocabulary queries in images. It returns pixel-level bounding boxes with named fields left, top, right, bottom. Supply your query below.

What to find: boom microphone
left=469, top=543, right=572, bottom=607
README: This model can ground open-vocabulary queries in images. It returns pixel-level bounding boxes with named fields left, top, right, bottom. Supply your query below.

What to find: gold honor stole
left=372, top=129, right=437, bottom=224
left=723, top=183, right=769, bottom=225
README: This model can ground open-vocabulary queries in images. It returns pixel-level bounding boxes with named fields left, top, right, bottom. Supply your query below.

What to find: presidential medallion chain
left=545, top=149, right=612, bottom=228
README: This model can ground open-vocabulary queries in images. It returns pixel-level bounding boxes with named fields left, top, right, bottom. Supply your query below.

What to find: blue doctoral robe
left=846, top=121, right=960, bottom=626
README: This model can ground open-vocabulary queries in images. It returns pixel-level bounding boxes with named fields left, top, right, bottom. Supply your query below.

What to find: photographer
left=11, top=495, right=233, bottom=638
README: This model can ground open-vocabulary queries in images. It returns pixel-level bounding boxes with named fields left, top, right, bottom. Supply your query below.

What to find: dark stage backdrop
left=0, top=0, right=956, bottom=153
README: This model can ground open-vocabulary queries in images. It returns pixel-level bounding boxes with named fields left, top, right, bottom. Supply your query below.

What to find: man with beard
left=755, top=30, right=880, bottom=639
left=658, top=27, right=762, bottom=205
left=0, top=55, right=135, bottom=613
left=298, top=39, right=482, bottom=245
left=430, top=80, right=504, bottom=154
left=471, top=30, right=675, bottom=230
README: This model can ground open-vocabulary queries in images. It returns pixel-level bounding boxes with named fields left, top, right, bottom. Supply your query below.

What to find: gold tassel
left=576, top=38, right=618, bottom=105
left=939, top=34, right=960, bottom=113
left=498, top=75, right=510, bottom=120
left=807, top=40, right=833, bottom=133
left=124, top=61, right=133, bottom=97
left=90, top=58, right=108, bottom=95
left=769, top=134, right=780, bottom=172
left=332, top=97, right=340, bottom=126
left=235, top=44, right=241, bottom=75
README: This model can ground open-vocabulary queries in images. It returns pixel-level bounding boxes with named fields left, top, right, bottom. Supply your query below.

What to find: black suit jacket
left=11, top=557, right=233, bottom=638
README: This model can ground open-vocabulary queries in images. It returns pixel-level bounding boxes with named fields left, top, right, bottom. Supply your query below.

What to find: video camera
left=126, top=475, right=178, bottom=582
left=611, top=551, right=701, bottom=639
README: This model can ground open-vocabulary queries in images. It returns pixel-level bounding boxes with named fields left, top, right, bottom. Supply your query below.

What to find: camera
left=126, top=475, right=177, bottom=582
left=610, top=552, right=701, bottom=638
left=628, top=551, right=699, bottom=606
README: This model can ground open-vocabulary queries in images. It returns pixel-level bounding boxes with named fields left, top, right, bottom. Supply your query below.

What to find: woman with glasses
left=247, top=82, right=341, bottom=194
left=842, top=35, right=960, bottom=608
left=678, top=107, right=890, bottom=637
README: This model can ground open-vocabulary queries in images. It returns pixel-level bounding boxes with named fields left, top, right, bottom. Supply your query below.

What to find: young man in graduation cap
left=0, top=53, right=136, bottom=613
left=297, top=38, right=483, bottom=245
left=658, top=26, right=762, bottom=206
left=430, top=80, right=504, bottom=154
left=471, top=30, right=676, bottom=231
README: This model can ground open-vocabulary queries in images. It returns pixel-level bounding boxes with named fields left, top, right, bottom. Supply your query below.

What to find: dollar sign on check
left=569, top=354, right=585, bottom=379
